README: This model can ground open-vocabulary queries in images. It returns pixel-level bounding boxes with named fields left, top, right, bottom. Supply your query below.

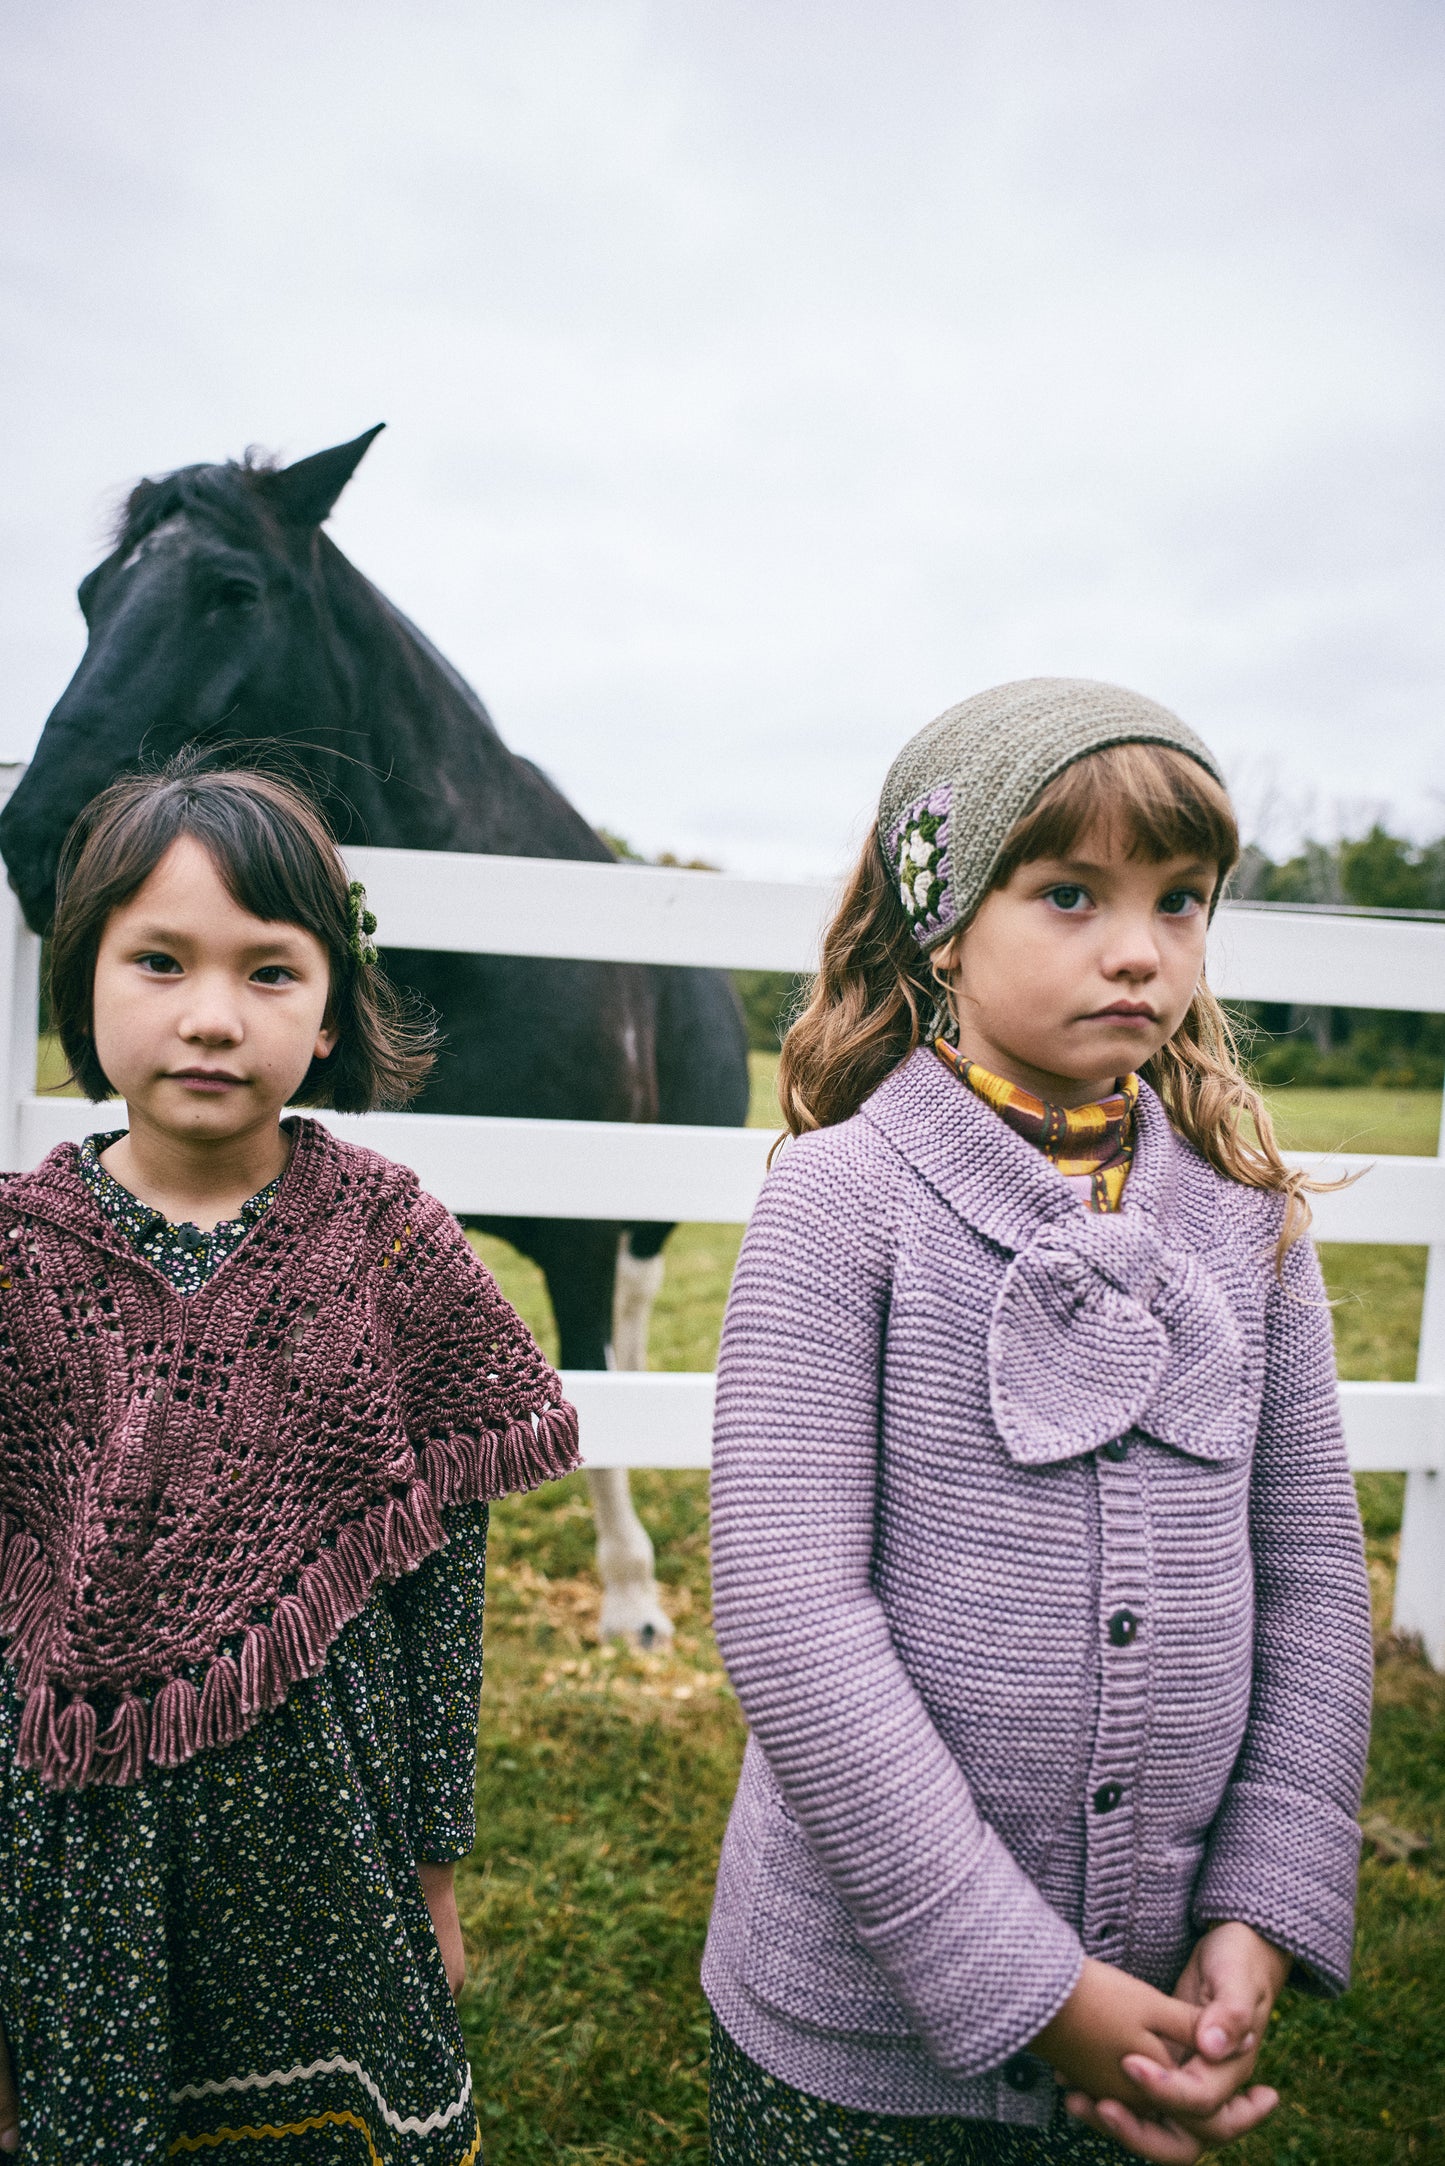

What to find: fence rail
left=0, top=774, right=1439, bottom=1660
left=343, top=846, right=1445, bottom=1009
left=15, top=1093, right=1445, bottom=1241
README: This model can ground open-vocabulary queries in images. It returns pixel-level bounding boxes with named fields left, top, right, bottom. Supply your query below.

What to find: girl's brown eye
left=137, top=953, right=181, bottom=974
left=1046, top=885, right=1089, bottom=912
left=1160, top=890, right=1202, bottom=916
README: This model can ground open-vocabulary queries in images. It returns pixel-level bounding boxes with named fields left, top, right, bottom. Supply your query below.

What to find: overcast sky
left=4, top=0, right=1442, bottom=875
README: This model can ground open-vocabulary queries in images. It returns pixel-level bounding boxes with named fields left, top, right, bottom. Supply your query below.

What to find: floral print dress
left=0, top=1140, right=486, bottom=2165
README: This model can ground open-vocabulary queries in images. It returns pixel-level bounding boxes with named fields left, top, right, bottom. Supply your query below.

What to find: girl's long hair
left=778, top=741, right=1330, bottom=1259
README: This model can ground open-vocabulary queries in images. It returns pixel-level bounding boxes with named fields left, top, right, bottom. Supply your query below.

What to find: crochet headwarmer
left=877, top=676, right=1226, bottom=951
left=0, top=1118, right=578, bottom=1792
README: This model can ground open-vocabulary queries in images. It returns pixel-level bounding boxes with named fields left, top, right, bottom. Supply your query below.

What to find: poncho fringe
left=0, top=1408, right=577, bottom=1791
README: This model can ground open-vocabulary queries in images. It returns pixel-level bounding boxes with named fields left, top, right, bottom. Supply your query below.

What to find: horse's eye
left=213, top=579, right=260, bottom=611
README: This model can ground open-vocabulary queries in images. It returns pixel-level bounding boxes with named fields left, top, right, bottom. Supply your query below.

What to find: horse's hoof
left=597, top=1591, right=675, bottom=1645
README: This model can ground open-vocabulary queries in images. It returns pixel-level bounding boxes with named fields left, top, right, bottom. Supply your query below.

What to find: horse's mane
left=113, top=451, right=285, bottom=558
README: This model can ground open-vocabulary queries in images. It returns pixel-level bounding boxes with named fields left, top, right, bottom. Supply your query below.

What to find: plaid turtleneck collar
left=933, top=1042, right=1139, bottom=1213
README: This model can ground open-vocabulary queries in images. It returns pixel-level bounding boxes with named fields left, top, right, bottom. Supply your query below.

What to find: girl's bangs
left=994, top=741, right=1239, bottom=885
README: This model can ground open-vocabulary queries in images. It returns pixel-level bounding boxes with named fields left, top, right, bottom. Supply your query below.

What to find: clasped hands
left=1032, top=1923, right=1292, bottom=2161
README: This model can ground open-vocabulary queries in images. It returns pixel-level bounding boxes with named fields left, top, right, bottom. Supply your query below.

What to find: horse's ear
left=261, top=425, right=385, bottom=527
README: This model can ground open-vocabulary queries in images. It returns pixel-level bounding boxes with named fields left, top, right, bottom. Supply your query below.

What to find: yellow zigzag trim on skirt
left=171, top=2059, right=473, bottom=2137
left=169, top=2109, right=383, bottom=2163
left=168, top=2107, right=482, bottom=2164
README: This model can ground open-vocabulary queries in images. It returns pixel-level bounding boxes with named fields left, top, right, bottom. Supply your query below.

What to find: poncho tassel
left=51, top=1693, right=97, bottom=1789
left=297, top=1551, right=351, bottom=1640
left=3, top=1572, right=53, bottom=1665
left=419, top=1434, right=473, bottom=1507
left=239, top=1625, right=283, bottom=1718
left=17, top=1682, right=55, bottom=1767
left=0, top=1526, right=42, bottom=1607
left=380, top=1494, right=426, bottom=1577
left=0, top=1535, right=50, bottom=1649
left=198, top=1656, right=243, bottom=1751
left=149, top=1676, right=199, bottom=1768
left=94, top=1692, right=148, bottom=1785
left=407, top=1477, right=445, bottom=1549
left=272, top=1593, right=322, bottom=1678
left=538, top=1405, right=581, bottom=1474
left=501, top=1418, right=552, bottom=1489
left=332, top=1520, right=376, bottom=1606
left=473, top=1428, right=503, bottom=1493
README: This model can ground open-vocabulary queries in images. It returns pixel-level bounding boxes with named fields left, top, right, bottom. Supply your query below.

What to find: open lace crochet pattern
left=0, top=1119, right=579, bottom=1792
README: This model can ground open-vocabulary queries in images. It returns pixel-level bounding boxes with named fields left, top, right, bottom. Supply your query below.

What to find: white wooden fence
left=0, top=769, right=1440, bottom=1661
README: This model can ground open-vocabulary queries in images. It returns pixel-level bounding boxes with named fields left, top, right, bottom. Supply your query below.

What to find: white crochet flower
left=913, top=869, right=935, bottom=910
left=909, top=829, right=935, bottom=867
left=900, top=877, right=915, bottom=913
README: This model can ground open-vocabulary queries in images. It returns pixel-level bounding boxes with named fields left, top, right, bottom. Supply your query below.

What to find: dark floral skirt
left=710, top=2019, right=1124, bottom=2165
left=0, top=1581, right=484, bottom=2166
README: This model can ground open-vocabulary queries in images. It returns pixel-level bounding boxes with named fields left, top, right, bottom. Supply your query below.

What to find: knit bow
left=987, top=1214, right=1252, bottom=1466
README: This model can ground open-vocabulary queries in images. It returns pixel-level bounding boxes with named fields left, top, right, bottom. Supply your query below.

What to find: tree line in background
left=1228, top=824, right=1445, bottom=1088
left=603, top=824, right=1445, bottom=1090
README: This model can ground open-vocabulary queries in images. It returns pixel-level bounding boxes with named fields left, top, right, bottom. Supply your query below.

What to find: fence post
left=0, top=766, right=39, bottom=1172
left=1392, top=1086, right=1445, bottom=1665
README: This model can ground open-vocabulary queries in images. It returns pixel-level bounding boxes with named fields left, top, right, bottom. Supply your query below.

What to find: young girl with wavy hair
left=703, top=680, right=1372, bottom=2164
left=0, top=761, right=579, bottom=2164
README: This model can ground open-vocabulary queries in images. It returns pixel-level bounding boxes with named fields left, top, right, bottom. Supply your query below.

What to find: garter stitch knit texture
left=702, top=1049, right=1372, bottom=2126
left=0, top=1117, right=578, bottom=1793
left=878, top=678, right=1225, bottom=950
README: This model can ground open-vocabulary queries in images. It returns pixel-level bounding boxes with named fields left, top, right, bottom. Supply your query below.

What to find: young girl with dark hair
left=703, top=681, right=1372, bottom=2164
left=0, top=761, right=579, bottom=2163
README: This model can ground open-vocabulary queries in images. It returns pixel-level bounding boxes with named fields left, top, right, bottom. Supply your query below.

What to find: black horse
left=0, top=426, right=750, bottom=1641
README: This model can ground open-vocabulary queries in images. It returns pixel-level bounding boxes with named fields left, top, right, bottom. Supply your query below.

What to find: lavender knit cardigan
left=702, top=1050, right=1373, bottom=2127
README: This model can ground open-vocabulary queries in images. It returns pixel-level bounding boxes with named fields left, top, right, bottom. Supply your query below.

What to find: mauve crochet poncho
left=0, top=1118, right=578, bottom=1793
left=702, top=1049, right=1373, bottom=2128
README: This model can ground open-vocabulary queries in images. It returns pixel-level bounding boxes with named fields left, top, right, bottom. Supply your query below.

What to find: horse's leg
left=531, top=1222, right=674, bottom=1649
left=586, top=1468, right=671, bottom=1646
left=612, top=1230, right=665, bottom=1371
left=588, top=1231, right=672, bottom=1644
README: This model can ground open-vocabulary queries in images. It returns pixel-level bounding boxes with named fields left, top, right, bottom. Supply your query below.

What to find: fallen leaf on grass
left=1360, top=1811, right=1430, bottom=1862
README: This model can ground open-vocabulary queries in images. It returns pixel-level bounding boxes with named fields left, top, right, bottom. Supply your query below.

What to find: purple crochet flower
left=887, top=787, right=954, bottom=946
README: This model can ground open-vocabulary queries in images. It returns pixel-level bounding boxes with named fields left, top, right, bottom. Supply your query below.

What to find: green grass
left=459, top=1471, right=728, bottom=2162
left=1259, top=1086, right=1439, bottom=1400
left=1261, top=1087, right=1442, bottom=1158
left=457, top=1074, right=1445, bottom=2161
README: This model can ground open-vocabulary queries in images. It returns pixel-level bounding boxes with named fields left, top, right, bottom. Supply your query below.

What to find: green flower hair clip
left=347, top=880, right=379, bottom=967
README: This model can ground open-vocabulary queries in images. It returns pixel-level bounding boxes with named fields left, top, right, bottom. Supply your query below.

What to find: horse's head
left=0, top=427, right=384, bottom=932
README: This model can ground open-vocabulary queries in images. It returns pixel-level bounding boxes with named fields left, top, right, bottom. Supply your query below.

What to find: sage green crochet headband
left=877, top=676, right=1227, bottom=953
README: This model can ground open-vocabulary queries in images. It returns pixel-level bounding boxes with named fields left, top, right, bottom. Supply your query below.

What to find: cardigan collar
left=860, top=1045, right=1184, bottom=1255
left=860, top=1048, right=1253, bottom=1468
